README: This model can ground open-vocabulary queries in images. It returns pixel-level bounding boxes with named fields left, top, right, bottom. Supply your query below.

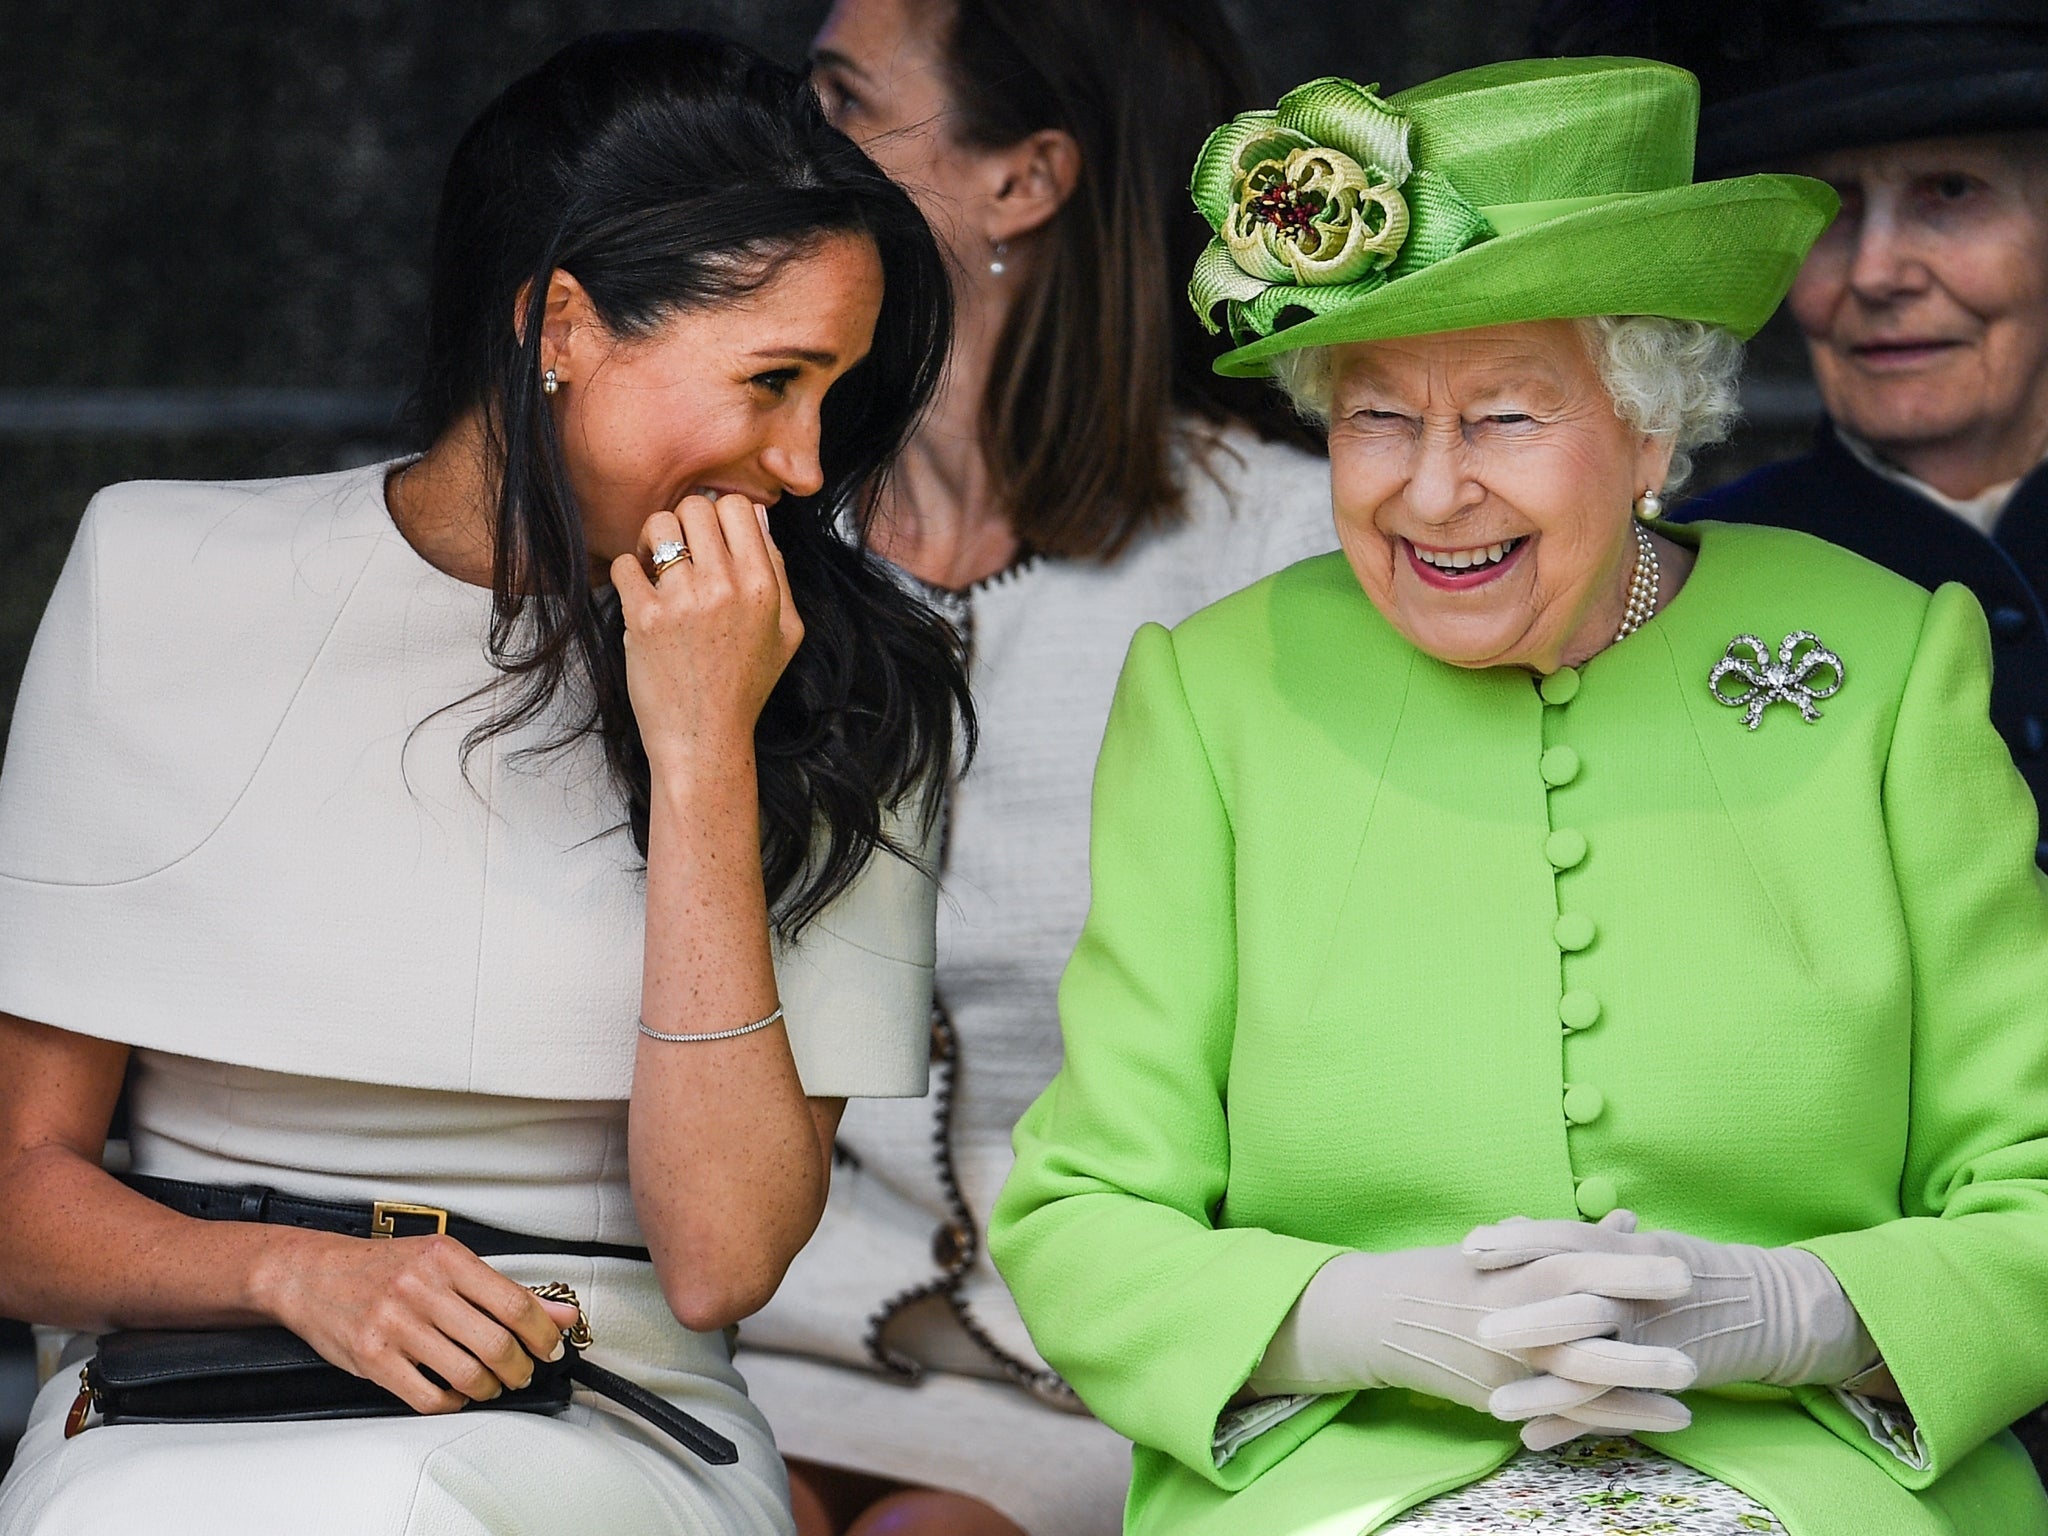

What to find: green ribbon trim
left=1476, top=191, right=1644, bottom=237
left=1388, top=170, right=1494, bottom=278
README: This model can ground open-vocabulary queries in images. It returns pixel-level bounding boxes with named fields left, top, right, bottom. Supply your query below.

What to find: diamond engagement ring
left=651, top=539, right=692, bottom=576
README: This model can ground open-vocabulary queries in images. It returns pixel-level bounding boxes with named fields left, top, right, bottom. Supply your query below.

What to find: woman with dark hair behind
left=0, top=30, right=965, bottom=1535
left=729, top=2, right=1334, bottom=1533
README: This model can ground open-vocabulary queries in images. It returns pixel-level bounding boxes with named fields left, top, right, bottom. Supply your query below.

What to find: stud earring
left=542, top=368, right=560, bottom=396
left=1634, top=487, right=1664, bottom=523
left=989, top=241, right=1009, bottom=276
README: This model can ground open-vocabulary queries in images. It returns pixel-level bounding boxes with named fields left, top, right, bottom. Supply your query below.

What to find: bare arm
left=0, top=1013, right=576, bottom=1410
left=0, top=1014, right=267, bottom=1332
left=616, top=492, right=846, bottom=1332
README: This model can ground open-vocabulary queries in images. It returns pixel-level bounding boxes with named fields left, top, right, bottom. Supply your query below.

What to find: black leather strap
left=571, top=1355, right=738, bottom=1465
left=108, top=1179, right=738, bottom=1465
left=123, top=1174, right=652, bottom=1263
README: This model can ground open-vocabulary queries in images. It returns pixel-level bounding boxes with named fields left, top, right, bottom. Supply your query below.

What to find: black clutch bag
left=66, top=1325, right=737, bottom=1465
left=73, top=1326, right=571, bottom=1426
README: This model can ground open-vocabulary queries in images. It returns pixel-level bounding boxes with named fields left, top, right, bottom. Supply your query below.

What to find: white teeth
left=1417, top=537, right=1521, bottom=572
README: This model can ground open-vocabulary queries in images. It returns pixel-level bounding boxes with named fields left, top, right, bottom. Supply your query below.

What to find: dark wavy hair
left=933, top=0, right=1322, bottom=561
left=405, top=31, right=970, bottom=936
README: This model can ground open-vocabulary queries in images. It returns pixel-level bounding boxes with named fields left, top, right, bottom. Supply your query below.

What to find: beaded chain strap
left=855, top=572, right=1083, bottom=1412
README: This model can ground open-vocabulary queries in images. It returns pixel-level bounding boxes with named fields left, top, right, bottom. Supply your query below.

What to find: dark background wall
left=0, top=0, right=1816, bottom=745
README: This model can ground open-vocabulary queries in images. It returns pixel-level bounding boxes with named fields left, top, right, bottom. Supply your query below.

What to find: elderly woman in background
left=1538, top=0, right=2048, bottom=858
left=731, top=2, right=1332, bottom=1534
left=992, top=57, right=2048, bottom=1536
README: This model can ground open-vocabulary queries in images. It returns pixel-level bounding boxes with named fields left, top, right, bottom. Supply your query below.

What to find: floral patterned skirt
left=1382, top=1438, right=1784, bottom=1534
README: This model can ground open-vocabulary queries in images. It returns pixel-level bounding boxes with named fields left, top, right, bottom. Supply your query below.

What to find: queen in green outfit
left=988, top=57, right=2048, bottom=1536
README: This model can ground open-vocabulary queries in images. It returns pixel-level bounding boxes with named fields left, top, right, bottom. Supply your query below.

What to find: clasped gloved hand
left=1463, top=1210, right=1879, bottom=1451
left=1249, top=1225, right=1700, bottom=1440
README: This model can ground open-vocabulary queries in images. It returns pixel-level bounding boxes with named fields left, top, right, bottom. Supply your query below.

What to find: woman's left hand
left=611, top=493, right=804, bottom=774
left=1466, top=1210, right=1881, bottom=1448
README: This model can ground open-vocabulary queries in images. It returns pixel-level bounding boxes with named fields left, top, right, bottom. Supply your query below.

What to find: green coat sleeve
left=1797, top=581, right=2048, bottom=1485
left=988, top=622, right=1350, bottom=1488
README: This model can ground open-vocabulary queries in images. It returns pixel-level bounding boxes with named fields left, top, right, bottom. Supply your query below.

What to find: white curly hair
left=1269, top=315, right=1745, bottom=493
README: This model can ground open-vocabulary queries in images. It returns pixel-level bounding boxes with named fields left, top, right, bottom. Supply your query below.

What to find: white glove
left=1465, top=1212, right=1878, bottom=1450
left=1250, top=1229, right=1698, bottom=1439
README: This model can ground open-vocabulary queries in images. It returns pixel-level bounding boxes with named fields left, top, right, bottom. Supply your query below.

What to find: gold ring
left=651, top=539, right=691, bottom=577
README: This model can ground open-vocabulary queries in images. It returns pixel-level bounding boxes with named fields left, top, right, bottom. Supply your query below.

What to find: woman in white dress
left=732, top=3, right=1334, bottom=1533
left=0, top=31, right=967, bottom=1536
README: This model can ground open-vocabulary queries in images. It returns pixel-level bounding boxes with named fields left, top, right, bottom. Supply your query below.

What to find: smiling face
left=1787, top=133, right=2048, bottom=497
left=542, top=233, right=884, bottom=573
left=1326, top=320, right=1672, bottom=673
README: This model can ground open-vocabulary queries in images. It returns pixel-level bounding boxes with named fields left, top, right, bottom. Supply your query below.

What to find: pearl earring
left=542, top=368, right=560, bottom=396
left=1634, top=487, right=1664, bottom=523
left=989, top=241, right=1009, bottom=276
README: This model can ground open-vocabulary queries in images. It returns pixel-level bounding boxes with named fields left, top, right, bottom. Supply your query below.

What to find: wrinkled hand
left=1250, top=1234, right=1697, bottom=1437
left=612, top=493, right=804, bottom=773
left=258, top=1231, right=583, bottom=1414
left=1466, top=1210, right=1877, bottom=1450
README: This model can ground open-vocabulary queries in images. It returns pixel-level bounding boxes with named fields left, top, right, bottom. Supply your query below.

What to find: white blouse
left=0, top=462, right=936, bottom=1104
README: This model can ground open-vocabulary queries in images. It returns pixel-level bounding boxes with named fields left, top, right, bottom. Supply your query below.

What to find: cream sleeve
left=771, top=797, right=939, bottom=1099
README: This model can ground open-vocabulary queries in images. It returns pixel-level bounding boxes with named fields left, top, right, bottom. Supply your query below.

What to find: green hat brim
left=1213, top=173, right=1837, bottom=377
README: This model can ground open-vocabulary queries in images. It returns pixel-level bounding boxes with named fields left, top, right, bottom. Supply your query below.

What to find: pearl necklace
left=1614, top=523, right=1660, bottom=644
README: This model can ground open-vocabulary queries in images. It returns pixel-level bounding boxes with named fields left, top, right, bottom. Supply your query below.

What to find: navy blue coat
left=1683, top=422, right=2048, bottom=865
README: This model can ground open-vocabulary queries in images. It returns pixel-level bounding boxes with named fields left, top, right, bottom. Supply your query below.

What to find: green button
left=1563, top=1084, right=1606, bottom=1124
left=1539, top=667, right=1581, bottom=705
left=1545, top=828, right=1588, bottom=870
left=1540, top=745, right=1581, bottom=786
left=1576, top=1175, right=1619, bottom=1219
left=1559, top=990, right=1602, bottom=1031
left=1553, top=912, right=1596, bottom=952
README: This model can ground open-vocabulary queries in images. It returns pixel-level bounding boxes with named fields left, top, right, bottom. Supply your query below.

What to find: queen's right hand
left=1248, top=1231, right=1699, bottom=1438
left=253, top=1229, right=583, bottom=1414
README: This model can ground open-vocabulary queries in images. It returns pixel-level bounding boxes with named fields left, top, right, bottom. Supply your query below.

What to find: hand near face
left=611, top=493, right=804, bottom=773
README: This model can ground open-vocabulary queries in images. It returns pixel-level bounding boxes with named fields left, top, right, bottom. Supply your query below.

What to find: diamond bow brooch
left=1708, top=632, right=1845, bottom=730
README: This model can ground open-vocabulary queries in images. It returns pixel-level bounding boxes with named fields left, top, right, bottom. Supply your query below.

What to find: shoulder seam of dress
left=0, top=518, right=386, bottom=891
left=1654, top=609, right=1828, bottom=985
left=1156, top=624, right=1239, bottom=854
left=1298, top=643, right=1419, bottom=1023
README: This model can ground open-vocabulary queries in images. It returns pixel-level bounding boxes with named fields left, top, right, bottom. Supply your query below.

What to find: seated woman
left=0, top=31, right=965, bottom=1536
left=992, top=58, right=2048, bottom=1536
left=733, top=1, right=1330, bottom=1533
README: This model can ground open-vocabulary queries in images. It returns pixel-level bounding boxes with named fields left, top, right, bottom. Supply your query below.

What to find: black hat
left=1531, top=0, right=2048, bottom=174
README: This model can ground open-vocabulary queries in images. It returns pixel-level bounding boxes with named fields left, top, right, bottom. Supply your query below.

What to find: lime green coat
left=989, top=523, right=2048, bottom=1536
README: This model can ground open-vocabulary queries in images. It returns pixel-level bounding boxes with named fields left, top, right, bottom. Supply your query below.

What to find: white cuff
left=1211, top=1394, right=1317, bottom=1468
left=1833, top=1376, right=1929, bottom=1471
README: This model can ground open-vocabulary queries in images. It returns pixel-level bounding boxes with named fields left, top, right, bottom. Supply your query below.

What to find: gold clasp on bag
left=63, top=1366, right=95, bottom=1439
left=528, top=1281, right=594, bottom=1348
left=369, top=1201, right=449, bottom=1238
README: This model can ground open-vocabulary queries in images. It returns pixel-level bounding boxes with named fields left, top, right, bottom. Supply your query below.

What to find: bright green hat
left=1190, top=57, right=1839, bottom=377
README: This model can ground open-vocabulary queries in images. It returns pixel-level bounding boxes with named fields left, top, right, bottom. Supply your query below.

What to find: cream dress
left=737, top=426, right=1336, bottom=1535
left=0, top=464, right=940, bottom=1536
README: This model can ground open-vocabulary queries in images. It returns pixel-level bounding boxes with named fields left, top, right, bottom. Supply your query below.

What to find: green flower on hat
left=1190, top=77, right=1493, bottom=342
left=1225, top=140, right=1409, bottom=285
